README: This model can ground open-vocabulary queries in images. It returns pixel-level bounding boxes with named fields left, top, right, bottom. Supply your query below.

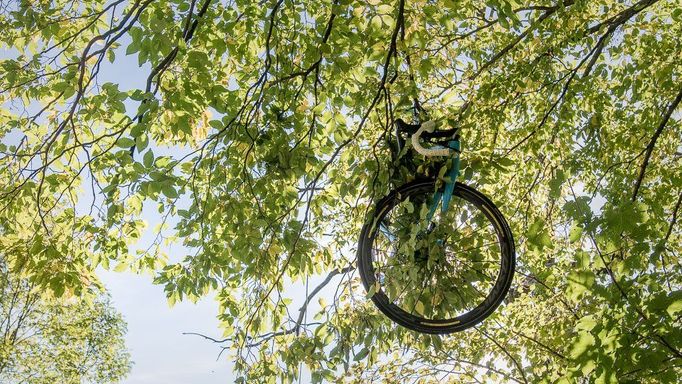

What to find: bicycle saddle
left=395, top=119, right=458, bottom=140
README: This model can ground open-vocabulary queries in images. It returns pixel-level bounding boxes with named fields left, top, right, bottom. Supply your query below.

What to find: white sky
left=99, top=270, right=235, bottom=383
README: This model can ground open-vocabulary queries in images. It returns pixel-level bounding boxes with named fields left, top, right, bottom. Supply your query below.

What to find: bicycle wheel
left=357, top=178, right=515, bottom=334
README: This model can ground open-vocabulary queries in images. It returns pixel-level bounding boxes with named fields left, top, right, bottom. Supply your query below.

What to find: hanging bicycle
left=357, top=119, right=515, bottom=334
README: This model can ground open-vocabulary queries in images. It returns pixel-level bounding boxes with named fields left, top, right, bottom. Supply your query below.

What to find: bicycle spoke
left=394, top=270, right=419, bottom=306
left=451, top=258, right=497, bottom=283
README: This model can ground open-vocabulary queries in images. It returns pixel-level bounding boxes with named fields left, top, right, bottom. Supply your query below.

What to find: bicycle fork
left=426, top=139, right=461, bottom=224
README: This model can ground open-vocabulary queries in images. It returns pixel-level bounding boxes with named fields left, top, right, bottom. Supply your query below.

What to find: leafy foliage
left=1, top=0, right=681, bottom=382
left=0, top=262, right=131, bottom=383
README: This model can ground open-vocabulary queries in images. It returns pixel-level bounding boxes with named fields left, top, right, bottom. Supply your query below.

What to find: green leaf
left=114, top=261, right=129, bottom=272
left=130, top=123, right=145, bottom=137
left=143, top=150, right=154, bottom=168
left=569, top=223, right=583, bottom=243
left=370, top=15, right=382, bottom=29
left=135, top=134, right=149, bottom=151
left=354, top=347, right=369, bottom=361
left=673, top=8, right=682, bottom=21
left=414, top=301, right=425, bottom=316
left=405, top=200, right=414, bottom=214
left=549, top=170, right=565, bottom=198
left=126, top=42, right=139, bottom=55
left=668, top=299, right=682, bottom=317
left=366, top=281, right=379, bottom=298
left=567, top=270, right=596, bottom=301
left=116, top=137, right=135, bottom=148
left=569, top=331, right=596, bottom=360
left=162, top=186, right=178, bottom=199
left=576, top=315, right=597, bottom=332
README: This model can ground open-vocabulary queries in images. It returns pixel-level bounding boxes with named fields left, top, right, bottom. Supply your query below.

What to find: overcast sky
left=99, top=270, right=235, bottom=383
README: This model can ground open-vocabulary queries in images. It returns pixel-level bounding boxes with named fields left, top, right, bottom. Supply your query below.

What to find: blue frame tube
left=426, top=140, right=461, bottom=222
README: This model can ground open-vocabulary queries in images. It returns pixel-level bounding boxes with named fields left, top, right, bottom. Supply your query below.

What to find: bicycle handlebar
left=411, top=121, right=455, bottom=157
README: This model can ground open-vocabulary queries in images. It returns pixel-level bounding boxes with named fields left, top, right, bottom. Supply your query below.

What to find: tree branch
left=295, top=266, right=354, bottom=334
left=631, top=86, right=682, bottom=201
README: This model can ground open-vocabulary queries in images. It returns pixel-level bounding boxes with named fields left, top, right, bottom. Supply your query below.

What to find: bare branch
left=632, top=86, right=682, bottom=201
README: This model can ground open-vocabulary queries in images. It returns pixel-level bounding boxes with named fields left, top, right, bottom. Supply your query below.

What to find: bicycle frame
left=425, top=139, right=461, bottom=223
left=390, top=120, right=461, bottom=224
left=359, top=124, right=516, bottom=334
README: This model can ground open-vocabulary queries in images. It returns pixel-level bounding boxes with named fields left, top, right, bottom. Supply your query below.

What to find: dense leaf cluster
left=0, top=262, right=131, bottom=383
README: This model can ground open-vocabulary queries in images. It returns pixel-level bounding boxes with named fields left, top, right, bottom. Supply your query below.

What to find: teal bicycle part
left=426, top=139, right=461, bottom=223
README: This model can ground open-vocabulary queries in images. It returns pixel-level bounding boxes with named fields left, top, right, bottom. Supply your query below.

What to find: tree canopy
left=0, top=261, right=131, bottom=383
left=1, top=0, right=681, bottom=382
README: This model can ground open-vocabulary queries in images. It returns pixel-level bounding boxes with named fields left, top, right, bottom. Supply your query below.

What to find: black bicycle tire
left=357, top=178, right=515, bottom=334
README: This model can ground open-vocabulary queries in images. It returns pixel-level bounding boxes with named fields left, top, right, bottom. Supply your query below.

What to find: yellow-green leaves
left=567, top=270, right=596, bottom=302
left=0, top=263, right=131, bottom=383
left=570, top=331, right=596, bottom=361
left=1, top=0, right=682, bottom=382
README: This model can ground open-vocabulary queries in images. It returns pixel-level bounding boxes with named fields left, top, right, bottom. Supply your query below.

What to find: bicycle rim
left=358, top=178, right=515, bottom=334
